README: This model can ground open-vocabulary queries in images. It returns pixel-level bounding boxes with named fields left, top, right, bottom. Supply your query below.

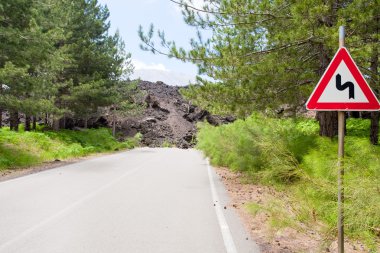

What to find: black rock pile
left=118, top=81, right=235, bottom=148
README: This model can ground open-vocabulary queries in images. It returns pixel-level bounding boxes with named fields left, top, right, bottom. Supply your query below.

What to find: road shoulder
left=214, top=166, right=371, bottom=253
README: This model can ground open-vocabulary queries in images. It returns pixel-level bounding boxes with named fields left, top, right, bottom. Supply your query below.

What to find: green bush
left=0, top=127, right=140, bottom=170
left=197, top=114, right=380, bottom=246
left=161, top=140, right=174, bottom=148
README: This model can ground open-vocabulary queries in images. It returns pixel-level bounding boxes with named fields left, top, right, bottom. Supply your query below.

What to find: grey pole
left=337, top=25, right=345, bottom=253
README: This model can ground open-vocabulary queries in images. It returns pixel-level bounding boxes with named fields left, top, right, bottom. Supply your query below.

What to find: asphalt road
left=0, top=148, right=260, bottom=253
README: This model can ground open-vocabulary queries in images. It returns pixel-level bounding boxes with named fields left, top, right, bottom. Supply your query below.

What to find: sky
left=97, top=0, right=207, bottom=86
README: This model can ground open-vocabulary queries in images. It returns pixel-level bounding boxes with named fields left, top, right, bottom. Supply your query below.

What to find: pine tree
left=343, top=0, right=380, bottom=144
left=0, top=0, right=67, bottom=130
left=139, top=0, right=379, bottom=139
left=61, top=1, right=132, bottom=128
left=108, top=80, right=145, bottom=137
left=0, top=0, right=134, bottom=131
left=0, top=0, right=34, bottom=130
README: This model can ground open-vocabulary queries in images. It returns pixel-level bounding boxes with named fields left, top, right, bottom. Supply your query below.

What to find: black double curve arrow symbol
left=336, top=74, right=355, bottom=99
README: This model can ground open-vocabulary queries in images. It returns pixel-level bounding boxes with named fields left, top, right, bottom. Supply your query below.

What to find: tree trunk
left=44, top=113, right=49, bottom=127
left=316, top=43, right=338, bottom=137
left=52, top=117, right=60, bottom=131
left=9, top=111, right=19, bottom=131
left=370, top=112, right=379, bottom=145
left=32, top=116, right=37, bottom=130
left=0, top=84, right=2, bottom=128
left=112, top=115, right=116, bottom=137
left=25, top=115, right=31, bottom=131
left=84, top=117, right=88, bottom=129
left=369, top=15, right=379, bottom=145
left=62, top=115, right=66, bottom=129
left=348, top=111, right=360, bottom=118
left=316, top=111, right=338, bottom=138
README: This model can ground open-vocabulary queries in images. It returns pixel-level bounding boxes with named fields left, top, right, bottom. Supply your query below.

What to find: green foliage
left=107, top=80, right=146, bottom=126
left=61, top=2, right=133, bottom=122
left=246, top=200, right=298, bottom=231
left=0, top=127, right=140, bottom=170
left=197, top=115, right=315, bottom=182
left=246, top=203, right=262, bottom=216
left=0, top=0, right=135, bottom=129
left=123, top=132, right=142, bottom=149
left=197, top=115, right=380, bottom=245
left=140, top=0, right=379, bottom=117
left=161, top=140, right=175, bottom=148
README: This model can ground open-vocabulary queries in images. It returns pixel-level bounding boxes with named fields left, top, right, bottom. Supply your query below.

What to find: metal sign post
left=337, top=25, right=345, bottom=253
left=307, top=25, right=380, bottom=253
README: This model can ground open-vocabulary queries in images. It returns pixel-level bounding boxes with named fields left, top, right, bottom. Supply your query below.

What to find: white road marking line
left=207, top=158, right=238, bottom=253
left=0, top=158, right=153, bottom=251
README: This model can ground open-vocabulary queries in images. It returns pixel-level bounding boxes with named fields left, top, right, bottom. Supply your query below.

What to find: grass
left=246, top=200, right=298, bottom=231
left=197, top=114, right=380, bottom=249
left=161, top=140, right=175, bottom=148
left=0, top=126, right=141, bottom=170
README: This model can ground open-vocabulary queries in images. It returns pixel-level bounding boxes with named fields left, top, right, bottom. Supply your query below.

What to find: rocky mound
left=119, top=81, right=235, bottom=149
left=0, top=80, right=235, bottom=149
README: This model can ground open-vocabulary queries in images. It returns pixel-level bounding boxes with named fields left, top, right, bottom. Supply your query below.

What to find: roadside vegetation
left=0, top=126, right=141, bottom=171
left=161, top=140, right=175, bottom=148
left=140, top=0, right=379, bottom=145
left=0, top=1, right=143, bottom=171
left=197, top=115, right=380, bottom=249
left=140, top=0, right=380, bottom=250
left=0, top=0, right=141, bottom=134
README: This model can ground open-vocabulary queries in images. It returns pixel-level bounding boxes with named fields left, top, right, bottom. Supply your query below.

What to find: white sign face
left=317, top=61, right=368, bottom=103
left=306, top=47, right=380, bottom=111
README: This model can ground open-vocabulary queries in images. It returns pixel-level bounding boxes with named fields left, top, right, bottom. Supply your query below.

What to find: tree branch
left=169, top=0, right=291, bottom=18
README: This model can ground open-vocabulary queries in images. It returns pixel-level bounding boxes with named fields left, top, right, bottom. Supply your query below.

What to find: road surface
left=0, top=148, right=259, bottom=253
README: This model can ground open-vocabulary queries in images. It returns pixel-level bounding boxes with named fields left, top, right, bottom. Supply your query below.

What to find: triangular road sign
left=306, top=47, right=380, bottom=111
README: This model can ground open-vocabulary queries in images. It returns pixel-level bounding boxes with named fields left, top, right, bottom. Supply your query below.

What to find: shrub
left=197, top=114, right=380, bottom=245
left=0, top=127, right=140, bottom=170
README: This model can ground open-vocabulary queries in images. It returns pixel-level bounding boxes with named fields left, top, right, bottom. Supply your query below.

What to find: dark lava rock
left=1, top=80, right=234, bottom=149
left=116, top=80, right=235, bottom=148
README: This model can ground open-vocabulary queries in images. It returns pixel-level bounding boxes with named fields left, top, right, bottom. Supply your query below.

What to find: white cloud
left=132, top=59, right=169, bottom=72
left=130, top=60, right=197, bottom=86
left=131, top=68, right=196, bottom=86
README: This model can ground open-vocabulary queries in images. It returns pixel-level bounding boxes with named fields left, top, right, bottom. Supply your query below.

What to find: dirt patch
left=214, top=167, right=372, bottom=253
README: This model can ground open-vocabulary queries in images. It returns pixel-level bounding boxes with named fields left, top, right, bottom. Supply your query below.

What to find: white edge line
left=0, top=158, right=153, bottom=251
left=206, top=158, right=238, bottom=253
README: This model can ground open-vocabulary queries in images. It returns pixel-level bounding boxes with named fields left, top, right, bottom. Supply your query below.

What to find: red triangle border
left=306, top=47, right=380, bottom=111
